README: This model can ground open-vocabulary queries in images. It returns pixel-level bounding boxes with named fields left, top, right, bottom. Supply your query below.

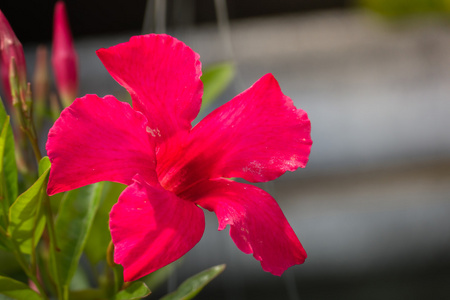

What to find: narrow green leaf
left=200, top=63, right=235, bottom=111
left=0, top=115, right=11, bottom=225
left=54, top=182, right=104, bottom=287
left=39, top=156, right=63, bottom=226
left=0, top=99, right=18, bottom=206
left=0, top=276, right=43, bottom=300
left=0, top=116, right=10, bottom=171
left=8, top=166, right=50, bottom=254
left=142, top=261, right=178, bottom=292
left=85, top=182, right=126, bottom=265
left=115, top=282, right=151, bottom=300
left=161, top=264, right=226, bottom=300
left=38, top=156, right=50, bottom=177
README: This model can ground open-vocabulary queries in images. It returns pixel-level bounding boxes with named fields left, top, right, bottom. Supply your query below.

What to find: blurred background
left=1, top=0, right=450, bottom=299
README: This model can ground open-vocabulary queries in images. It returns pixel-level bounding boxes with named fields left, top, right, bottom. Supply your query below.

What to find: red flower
left=46, top=34, right=312, bottom=281
left=0, top=9, right=27, bottom=105
left=52, top=1, right=78, bottom=107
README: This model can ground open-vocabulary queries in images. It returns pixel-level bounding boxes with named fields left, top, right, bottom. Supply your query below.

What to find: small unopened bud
left=33, top=46, right=50, bottom=130
left=49, top=92, right=61, bottom=122
left=52, top=1, right=78, bottom=108
left=33, top=46, right=49, bottom=106
left=0, top=9, right=27, bottom=106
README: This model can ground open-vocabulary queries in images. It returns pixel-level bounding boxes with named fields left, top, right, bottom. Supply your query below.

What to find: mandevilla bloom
left=51, top=1, right=78, bottom=107
left=46, top=34, right=312, bottom=281
left=0, top=9, right=27, bottom=105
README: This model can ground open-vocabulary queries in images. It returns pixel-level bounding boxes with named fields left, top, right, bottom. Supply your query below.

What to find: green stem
left=107, top=240, right=125, bottom=293
left=8, top=238, right=49, bottom=299
left=0, top=193, right=8, bottom=229
left=0, top=162, right=9, bottom=229
left=23, top=128, right=42, bottom=163
left=107, top=240, right=119, bottom=293
left=30, top=188, right=45, bottom=275
left=42, top=190, right=64, bottom=300
left=42, top=194, right=59, bottom=252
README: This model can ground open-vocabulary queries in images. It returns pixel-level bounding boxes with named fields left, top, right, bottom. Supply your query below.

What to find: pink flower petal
left=110, top=175, right=205, bottom=281
left=96, top=34, right=203, bottom=143
left=46, top=94, right=157, bottom=195
left=188, top=179, right=306, bottom=276
left=158, top=73, right=312, bottom=193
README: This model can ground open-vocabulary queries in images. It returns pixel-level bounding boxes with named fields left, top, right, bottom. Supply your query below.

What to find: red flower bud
left=0, top=9, right=27, bottom=106
left=52, top=1, right=78, bottom=107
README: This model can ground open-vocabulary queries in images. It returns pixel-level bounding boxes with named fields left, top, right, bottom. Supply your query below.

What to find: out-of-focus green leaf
left=45, top=155, right=63, bottom=224
left=85, top=182, right=126, bottom=265
left=69, top=289, right=104, bottom=300
left=161, top=264, right=226, bottom=300
left=0, top=99, right=17, bottom=206
left=115, top=282, right=151, bottom=300
left=38, top=156, right=50, bottom=177
left=200, top=63, right=235, bottom=112
left=54, top=182, right=104, bottom=287
left=0, top=115, right=11, bottom=226
left=359, top=0, right=450, bottom=18
left=0, top=238, right=8, bottom=251
left=69, top=266, right=90, bottom=291
left=0, top=250, right=20, bottom=274
left=142, top=261, right=178, bottom=293
left=0, top=276, right=43, bottom=300
left=8, top=166, right=49, bottom=254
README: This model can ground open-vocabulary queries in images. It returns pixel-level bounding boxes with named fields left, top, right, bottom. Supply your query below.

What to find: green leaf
left=0, top=115, right=11, bottom=226
left=201, top=63, right=235, bottom=111
left=161, top=264, right=226, bottom=300
left=0, top=276, right=43, bottom=300
left=38, top=156, right=50, bottom=177
left=69, top=266, right=91, bottom=291
left=0, top=99, right=18, bottom=206
left=142, top=261, right=178, bottom=292
left=85, top=182, right=126, bottom=265
left=115, top=282, right=151, bottom=300
left=54, top=182, right=104, bottom=287
left=8, top=166, right=50, bottom=254
left=0, top=249, right=21, bottom=274
left=0, top=238, right=8, bottom=251
left=69, top=289, right=104, bottom=300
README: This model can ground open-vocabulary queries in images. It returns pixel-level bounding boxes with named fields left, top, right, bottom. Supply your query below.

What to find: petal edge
left=186, top=179, right=306, bottom=276
left=96, top=34, right=203, bottom=143
left=110, top=175, right=205, bottom=281
left=46, top=95, right=157, bottom=195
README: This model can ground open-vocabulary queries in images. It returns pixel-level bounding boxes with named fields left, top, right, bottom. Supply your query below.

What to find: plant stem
left=30, top=188, right=46, bottom=275
left=107, top=240, right=125, bottom=292
left=42, top=188, right=64, bottom=300
left=25, top=129, right=42, bottom=162
left=0, top=180, right=9, bottom=228
left=8, top=238, right=49, bottom=299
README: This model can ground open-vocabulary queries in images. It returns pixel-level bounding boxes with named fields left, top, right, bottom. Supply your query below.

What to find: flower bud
left=33, top=46, right=50, bottom=130
left=0, top=9, right=27, bottom=106
left=33, top=46, right=50, bottom=106
left=52, top=1, right=78, bottom=107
